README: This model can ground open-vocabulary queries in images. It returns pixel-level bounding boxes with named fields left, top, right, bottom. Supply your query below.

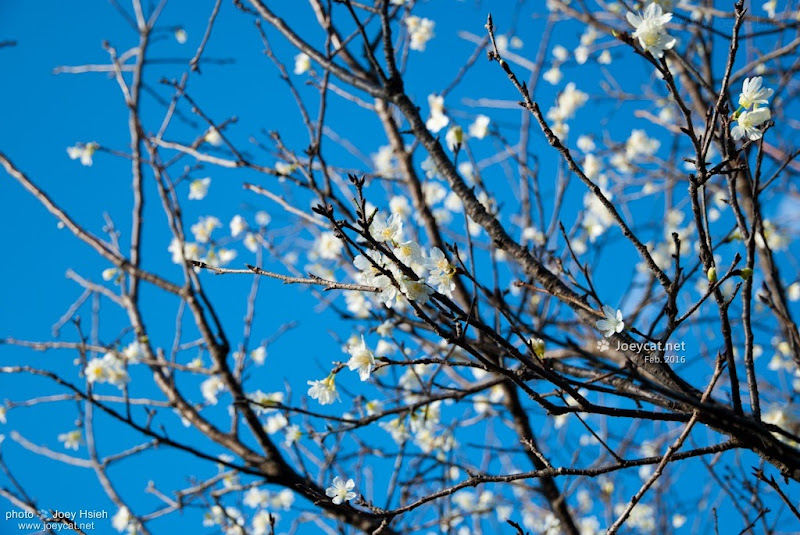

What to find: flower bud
left=707, top=267, right=717, bottom=283
left=530, top=337, right=545, bottom=359
left=740, top=268, right=753, bottom=280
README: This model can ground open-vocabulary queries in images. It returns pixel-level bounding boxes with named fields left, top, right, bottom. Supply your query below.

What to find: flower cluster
left=241, top=487, right=294, bottom=534
left=405, top=16, right=435, bottom=51
left=247, top=390, right=284, bottom=414
left=111, top=506, right=143, bottom=534
left=732, top=76, right=774, bottom=141
left=168, top=215, right=237, bottom=269
left=85, top=352, right=130, bottom=387
left=202, top=505, right=246, bottom=535
left=353, top=213, right=457, bottom=310
left=546, top=82, right=588, bottom=139
left=426, top=94, right=449, bottom=133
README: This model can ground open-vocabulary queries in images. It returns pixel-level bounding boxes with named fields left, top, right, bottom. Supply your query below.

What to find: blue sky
left=1, top=1, right=799, bottom=533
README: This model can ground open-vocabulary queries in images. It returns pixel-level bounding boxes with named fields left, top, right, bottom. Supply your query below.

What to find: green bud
left=740, top=268, right=753, bottom=280
left=530, top=337, right=546, bottom=359
left=707, top=267, right=717, bottom=283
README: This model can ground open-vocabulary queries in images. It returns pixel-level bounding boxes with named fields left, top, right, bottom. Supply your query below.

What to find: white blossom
left=614, top=502, right=655, bottom=532
left=247, top=390, right=284, bottom=414
left=376, top=321, right=393, bottom=338
left=468, top=115, right=490, bottom=139
left=626, top=3, right=677, bottom=58
left=372, top=145, right=396, bottom=177
left=738, top=77, right=773, bottom=109
left=543, top=66, right=563, bottom=85
left=347, top=336, right=375, bottom=381
left=85, top=353, right=129, bottom=387
left=325, top=476, right=356, bottom=504
left=204, top=127, right=222, bottom=146
left=574, top=45, right=589, bottom=64
left=270, top=489, right=294, bottom=510
left=756, top=220, right=788, bottom=251
left=122, top=341, right=142, bottom=363
left=201, top=376, right=225, bottom=404
left=67, top=142, right=99, bottom=166
left=389, top=195, right=411, bottom=218
left=188, top=177, right=211, bottom=200
left=444, top=191, right=463, bottom=213
left=672, top=514, right=687, bottom=528
left=763, top=0, right=777, bottom=18
left=252, top=511, right=274, bottom=535
left=426, top=247, right=456, bottom=296
left=312, top=231, right=344, bottom=260
left=190, top=216, right=221, bottom=243
left=371, top=213, right=403, bottom=243
left=265, top=413, right=288, bottom=434
left=583, top=187, right=615, bottom=242
left=230, top=215, right=246, bottom=238
left=381, top=416, right=410, bottom=443
left=576, top=135, right=596, bottom=153
left=423, top=180, right=447, bottom=205
left=112, top=506, right=133, bottom=532
left=395, top=242, right=425, bottom=271
left=788, top=282, right=800, bottom=302
left=58, top=429, right=82, bottom=450
left=244, top=488, right=268, bottom=509
left=596, top=305, right=625, bottom=337
left=401, top=277, right=433, bottom=303
left=168, top=237, right=202, bottom=264
left=552, top=45, right=569, bottom=61
left=244, top=233, right=259, bottom=253
left=274, top=161, right=296, bottom=175
left=204, top=247, right=236, bottom=268
left=283, top=425, right=302, bottom=448
left=445, top=125, right=463, bottom=152
left=174, top=28, right=187, bottom=44
left=625, top=129, right=660, bottom=159
left=354, top=250, right=388, bottom=285
left=255, top=211, right=271, bottom=227
left=250, top=346, right=267, bottom=365
left=345, top=291, right=371, bottom=318
left=583, top=154, right=601, bottom=179
left=458, top=162, right=475, bottom=183
left=307, top=375, right=339, bottom=405
left=426, top=94, right=449, bottom=133
left=731, top=107, right=771, bottom=141
left=294, top=52, right=311, bottom=75
left=522, top=226, right=545, bottom=246
left=547, top=83, right=588, bottom=123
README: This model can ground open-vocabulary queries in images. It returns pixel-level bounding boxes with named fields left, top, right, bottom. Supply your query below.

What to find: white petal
left=626, top=12, right=642, bottom=27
